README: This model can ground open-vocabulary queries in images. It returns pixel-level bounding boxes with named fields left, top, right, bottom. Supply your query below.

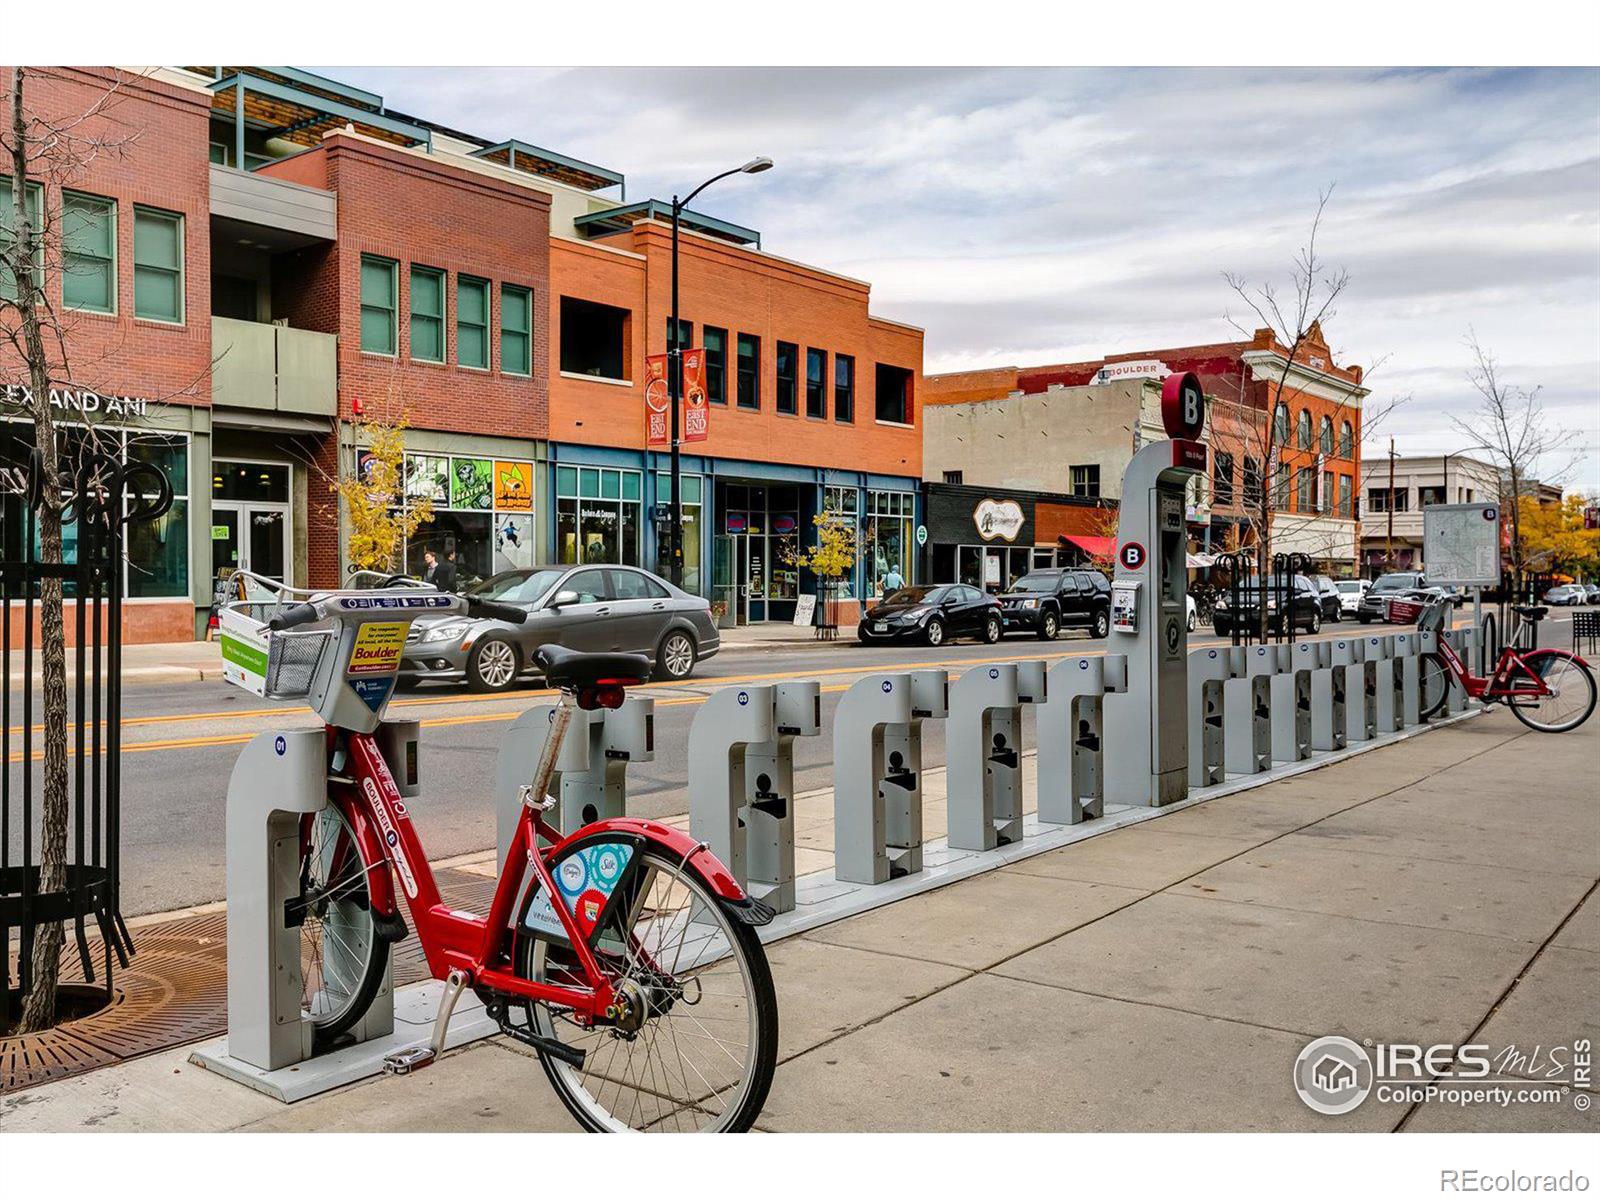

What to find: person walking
left=883, top=565, right=905, bottom=595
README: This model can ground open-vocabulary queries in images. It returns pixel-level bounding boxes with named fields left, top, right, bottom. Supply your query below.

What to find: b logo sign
left=1160, top=371, right=1206, bottom=440
left=1119, top=541, right=1147, bottom=571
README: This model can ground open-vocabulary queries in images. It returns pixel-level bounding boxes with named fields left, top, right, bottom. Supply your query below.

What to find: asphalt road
left=5, top=611, right=1537, bottom=918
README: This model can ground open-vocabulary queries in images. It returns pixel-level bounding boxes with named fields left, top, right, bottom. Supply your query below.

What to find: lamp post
left=666, top=156, right=772, bottom=589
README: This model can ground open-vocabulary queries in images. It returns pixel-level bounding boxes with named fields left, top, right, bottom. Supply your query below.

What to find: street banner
left=683, top=347, right=709, bottom=442
left=645, top=354, right=670, bottom=446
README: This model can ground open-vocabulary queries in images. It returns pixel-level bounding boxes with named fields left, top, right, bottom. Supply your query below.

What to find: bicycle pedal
left=382, top=1044, right=436, bottom=1075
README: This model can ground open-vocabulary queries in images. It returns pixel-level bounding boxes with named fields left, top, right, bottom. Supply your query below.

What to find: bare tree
left=2, top=67, right=133, bottom=1034
left=1453, top=330, right=1578, bottom=595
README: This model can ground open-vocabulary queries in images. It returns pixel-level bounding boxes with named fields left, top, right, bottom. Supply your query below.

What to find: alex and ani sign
left=2, top=383, right=160, bottom=420
left=973, top=497, right=1025, bottom=542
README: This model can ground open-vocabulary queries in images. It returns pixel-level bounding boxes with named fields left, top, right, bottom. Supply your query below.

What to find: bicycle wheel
left=299, top=801, right=389, bottom=1048
left=1509, top=650, right=1597, bottom=734
left=1419, top=652, right=1451, bottom=719
left=515, top=844, right=778, bottom=1132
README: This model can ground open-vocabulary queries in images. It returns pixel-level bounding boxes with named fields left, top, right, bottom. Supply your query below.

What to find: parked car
left=1211, top=574, right=1324, bottom=636
left=1543, top=583, right=1587, bottom=607
left=401, top=564, right=719, bottom=692
left=1585, top=584, right=1600, bottom=605
left=1311, top=575, right=1343, bottom=623
left=996, top=568, right=1112, bottom=640
left=1186, top=592, right=1198, bottom=632
left=1334, top=578, right=1369, bottom=616
left=1357, top=571, right=1427, bottom=623
left=859, top=584, right=1002, bottom=647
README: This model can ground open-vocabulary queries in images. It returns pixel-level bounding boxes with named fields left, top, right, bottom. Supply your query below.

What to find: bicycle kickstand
left=382, top=967, right=471, bottom=1075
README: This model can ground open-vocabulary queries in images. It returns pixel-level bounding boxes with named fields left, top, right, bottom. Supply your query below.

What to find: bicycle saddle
left=1512, top=604, right=1548, bottom=620
left=535, top=644, right=651, bottom=689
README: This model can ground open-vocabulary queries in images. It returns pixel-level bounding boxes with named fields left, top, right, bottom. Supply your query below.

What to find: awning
left=1187, top=553, right=1216, bottom=569
left=1061, top=534, right=1115, bottom=558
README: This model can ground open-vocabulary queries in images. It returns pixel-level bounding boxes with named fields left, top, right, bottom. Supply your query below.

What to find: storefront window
left=821, top=484, right=860, bottom=599
left=402, top=451, right=535, bottom=586
left=556, top=465, right=642, bottom=567
left=656, top=473, right=703, bottom=594
left=865, top=490, right=914, bottom=597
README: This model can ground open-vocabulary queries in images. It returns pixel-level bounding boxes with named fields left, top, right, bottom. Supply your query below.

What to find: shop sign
left=2, top=383, right=161, bottom=422
left=1092, top=359, right=1169, bottom=386
left=405, top=454, right=449, bottom=504
left=645, top=355, right=670, bottom=447
left=494, top=461, right=532, bottom=511
left=973, top=497, right=1024, bottom=543
left=683, top=348, right=709, bottom=443
left=726, top=512, right=748, bottom=534
left=449, top=457, right=493, bottom=511
left=916, top=524, right=928, bottom=547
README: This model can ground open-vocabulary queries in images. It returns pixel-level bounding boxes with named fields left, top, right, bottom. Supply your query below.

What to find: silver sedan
left=400, top=564, right=720, bottom=692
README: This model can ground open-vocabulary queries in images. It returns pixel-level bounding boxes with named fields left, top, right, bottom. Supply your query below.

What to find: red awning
left=1061, top=535, right=1115, bottom=557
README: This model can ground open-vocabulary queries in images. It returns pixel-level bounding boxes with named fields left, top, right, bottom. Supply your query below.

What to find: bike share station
left=191, top=373, right=1489, bottom=1106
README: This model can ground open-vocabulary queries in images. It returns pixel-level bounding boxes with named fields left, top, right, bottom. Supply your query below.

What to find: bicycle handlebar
left=267, top=602, right=322, bottom=631
left=467, top=598, right=528, bottom=625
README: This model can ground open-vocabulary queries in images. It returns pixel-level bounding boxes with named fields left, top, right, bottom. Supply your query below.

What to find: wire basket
left=1415, top=600, right=1452, bottom=632
left=264, top=628, right=332, bottom=699
left=218, top=602, right=331, bottom=701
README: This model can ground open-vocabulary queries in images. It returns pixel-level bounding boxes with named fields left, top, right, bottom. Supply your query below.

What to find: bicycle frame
left=1432, top=633, right=1559, bottom=702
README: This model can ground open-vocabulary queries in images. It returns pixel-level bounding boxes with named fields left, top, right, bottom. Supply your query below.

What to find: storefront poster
left=450, top=457, right=493, bottom=511
left=683, top=348, right=709, bottom=442
left=405, top=454, right=449, bottom=504
left=494, top=513, right=535, bottom=572
left=645, top=355, right=669, bottom=447
left=494, top=460, right=533, bottom=511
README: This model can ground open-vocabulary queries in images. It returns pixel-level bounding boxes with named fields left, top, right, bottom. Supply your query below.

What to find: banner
left=682, top=347, right=709, bottom=442
left=645, top=354, right=670, bottom=447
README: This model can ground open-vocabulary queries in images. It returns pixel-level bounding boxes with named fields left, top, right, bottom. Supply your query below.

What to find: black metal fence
left=1219, top=549, right=1314, bottom=646
left=2, top=446, right=170, bottom=1017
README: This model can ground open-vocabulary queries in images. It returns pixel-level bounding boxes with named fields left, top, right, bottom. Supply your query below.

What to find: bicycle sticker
left=524, top=840, right=636, bottom=943
left=348, top=621, right=408, bottom=676
left=349, top=676, right=393, bottom=712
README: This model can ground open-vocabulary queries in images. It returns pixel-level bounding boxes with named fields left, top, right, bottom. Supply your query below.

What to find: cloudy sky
left=331, top=66, right=1600, bottom=493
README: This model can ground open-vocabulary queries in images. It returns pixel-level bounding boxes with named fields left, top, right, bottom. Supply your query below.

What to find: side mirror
left=547, top=589, right=580, bottom=609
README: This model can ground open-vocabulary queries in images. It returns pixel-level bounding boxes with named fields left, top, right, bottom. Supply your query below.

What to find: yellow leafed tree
left=788, top=513, right=859, bottom=625
left=337, top=416, right=433, bottom=574
left=1518, top=493, right=1600, bottom=581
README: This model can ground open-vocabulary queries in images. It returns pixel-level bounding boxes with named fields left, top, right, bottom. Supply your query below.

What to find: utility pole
left=1386, top=437, right=1395, bottom=573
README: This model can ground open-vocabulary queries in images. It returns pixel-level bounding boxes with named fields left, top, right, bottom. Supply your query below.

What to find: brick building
left=2, top=66, right=923, bottom=640
left=923, top=324, right=1367, bottom=575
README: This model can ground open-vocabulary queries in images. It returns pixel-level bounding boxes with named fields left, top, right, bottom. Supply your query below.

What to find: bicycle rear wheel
left=299, top=801, right=389, bottom=1048
left=1509, top=650, right=1597, bottom=733
left=1419, top=652, right=1450, bottom=719
left=515, top=844, right=778, bottom=1132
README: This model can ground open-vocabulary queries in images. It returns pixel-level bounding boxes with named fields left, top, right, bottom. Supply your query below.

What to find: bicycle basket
left=1416, top=600, right=1450, bottom=633
left=218, top=605, right=331, bottom=700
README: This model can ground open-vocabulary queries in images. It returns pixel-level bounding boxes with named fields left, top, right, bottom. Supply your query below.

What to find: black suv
left=1211, top=574, right=1324, bottom=636
left=997, top=568, right=1112, bottom=640
left=1358, top=571, right=1427, bottom=623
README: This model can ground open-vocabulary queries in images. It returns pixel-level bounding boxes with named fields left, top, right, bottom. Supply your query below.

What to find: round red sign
left=1161, top=371, right=1206, bottom=440
left=1119, top=541, right=1147, bottom=571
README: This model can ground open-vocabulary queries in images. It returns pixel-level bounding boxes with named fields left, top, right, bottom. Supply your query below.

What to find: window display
left=402, top=450, right=535, bottom=587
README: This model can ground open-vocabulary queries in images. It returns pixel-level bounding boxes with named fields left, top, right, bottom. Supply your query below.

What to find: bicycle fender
left=344, top=801, right=400, bottom=921
left=549, top=817, right=749, bottom=905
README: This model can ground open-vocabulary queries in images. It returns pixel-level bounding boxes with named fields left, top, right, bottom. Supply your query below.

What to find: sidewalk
left=4, top=704, right=1593, bottom=1132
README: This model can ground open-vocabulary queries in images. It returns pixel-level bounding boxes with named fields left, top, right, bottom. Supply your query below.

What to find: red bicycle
left=1418, top=601, right=1596, bottom=732
left=240, top=584, right=778, bottom=1132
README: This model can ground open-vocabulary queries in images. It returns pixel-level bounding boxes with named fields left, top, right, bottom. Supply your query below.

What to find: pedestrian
left=436, top=548, right=459, bottom=592
left=422, top=549, right=440, bottom=586
left=883, top=565, right=905, bottom=594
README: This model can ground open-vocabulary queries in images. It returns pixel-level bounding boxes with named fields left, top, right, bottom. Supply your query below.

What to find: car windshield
left=469, top=569, right=565, bottom=605
left=884, top=586, right=944, bottom=605
left=1336, top=581, right=1363, bottom=593
left=1009, top=573, right=1059, bottom=593
left=1372, top=575, right=1417, bottom=592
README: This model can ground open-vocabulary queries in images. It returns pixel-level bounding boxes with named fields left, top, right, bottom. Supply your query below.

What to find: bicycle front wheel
left=515, top=845, right=778, bottom=1132
left=1419, top=652, right=1451, bottom=719
left=299, top=800, right=389, bottom=1049
left=1509, top=650, right=1597, bottom=733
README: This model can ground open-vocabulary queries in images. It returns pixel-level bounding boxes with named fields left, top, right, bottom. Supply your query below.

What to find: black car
left=1311, top=575, right=1343, bottom=623
left=1358, top=571, right=1427, bottom=623
left=859, top=584, right=1002, bottom=647
left=997, top=568, right=1112, bottom=640
left=1211, top=574, right=1324, bottom=636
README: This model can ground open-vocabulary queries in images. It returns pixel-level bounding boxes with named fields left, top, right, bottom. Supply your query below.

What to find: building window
left=1272, top=402, right=1289, bottom=445
left=1070, top=464, right=1100, bottom=499
left=359, top=254, right=397, bottom=354
left=0, top=177, right=42, bottom=301
left=402, top=451, right=537, bottom=585
left=1338, top=474, right=1353, bottom=517
left=1296, top=409, right=1313, bottom=451
left=1322, top=470, right=1335, bottom=513
left=1213, top=451, right=1235, bottom=506
left=834, top=354, right=854, bottom=423
left=457, top=276, right=489, bottom=369
left=62, top=192, right=116, bottom=314
left=501, top=284, right=532, bottom=376
left=875, top=363, right=913, bottom=424
left=560, top=296, right=628, bottom=381
left=1273, top=462, right=1291, bottom=508
left=942, top=470, right=963, bottom=484
left=1339, top=420, right=1354, bottom=458
left=1419, top=485, right=1446, bottom=507
left=656, top=472, right=704, bottom=593
left=666, top=317, right=693, bottom=397
left=1319, top=415, right=1334, bottom=455
left=821, top=484, right=860, bottom=599
left=1367, top=488, right=1388, bottom=514
left=1243, top=456, right=1262, bottom=507
left=556, top=466, right=641, bottom=567
left=409, top=265, right=445, bottom=363
left=703, top=326, right=727, bottom=403
left=865, top=490, right=914, bottom=597
left=1294, top=465, right=1312, bottom=511
left=775, top=341, right=798, bottom=414
left=806, top=350, right=832, bottom=419
left=1392, top=489, right=1410, bottom=512
left=133, top=206, right=184, bottom=324
left=737, top=334, right=760, bottom=409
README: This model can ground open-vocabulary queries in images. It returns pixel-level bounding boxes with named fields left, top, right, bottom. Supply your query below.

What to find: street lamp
left=666, top=156, right=773, bottom=588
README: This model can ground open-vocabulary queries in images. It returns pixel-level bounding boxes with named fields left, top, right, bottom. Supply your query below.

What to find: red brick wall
left=0, top=67, right=213, bottom=408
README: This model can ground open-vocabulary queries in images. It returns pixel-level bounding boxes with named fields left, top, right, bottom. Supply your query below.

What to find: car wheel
left=1306, top=610, right=1321, bottom=635
left=1186, top=610, right=1196, bottom=632
left=1357, top=613, right=1372, bottom=624
left=467, top=637, right=519, bottom=693
left=1039, top=610, right=1060, bottom=640
left=1092, top=609, right=1110, bottom=639
left=925, top=618, right=947, bottom=647
left=655, top=630, right=698, bottom=681
left=982, top=614, right=1002, bottom=644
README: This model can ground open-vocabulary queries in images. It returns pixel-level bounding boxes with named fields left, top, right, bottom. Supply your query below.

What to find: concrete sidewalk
left=5, top=703, right=1594, bottom=1133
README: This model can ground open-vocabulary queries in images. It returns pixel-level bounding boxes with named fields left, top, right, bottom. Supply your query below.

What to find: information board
left=792, top=593, right=817, bottom=627
left=1422, top=502, right=1502, bottom=587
